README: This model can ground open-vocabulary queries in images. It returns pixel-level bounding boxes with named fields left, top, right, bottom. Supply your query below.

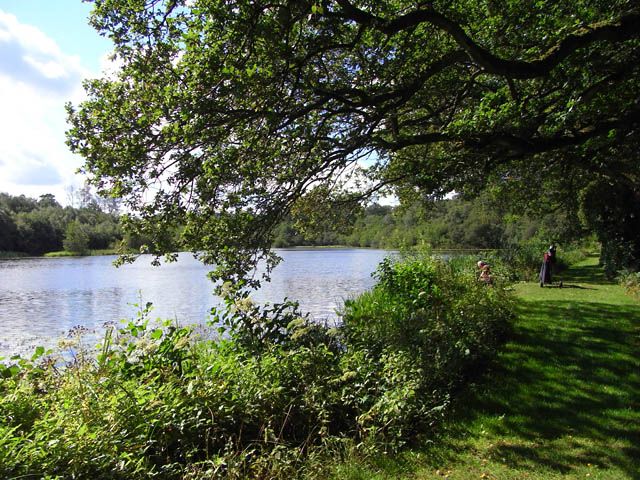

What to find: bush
left=618, top=270, right=640, bottom=300
left=340, top=255, right=513, bottom=445
left=496, top=239, right=590, bottom=281
left=63, top=220, right=90, bottom=254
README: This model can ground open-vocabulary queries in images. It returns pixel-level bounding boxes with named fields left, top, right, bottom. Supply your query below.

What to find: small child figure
left=477, top=261, right=493, bottom=285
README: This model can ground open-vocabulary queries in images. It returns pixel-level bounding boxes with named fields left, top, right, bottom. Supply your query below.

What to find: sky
left=0, top=1, right=398, bottom=208
left=0, top=0, right=113, bottom=204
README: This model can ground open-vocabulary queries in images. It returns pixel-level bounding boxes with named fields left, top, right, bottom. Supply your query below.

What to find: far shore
left=0, top=249, right=125, bottom=259
left=1, top=245, right=501, bottom=260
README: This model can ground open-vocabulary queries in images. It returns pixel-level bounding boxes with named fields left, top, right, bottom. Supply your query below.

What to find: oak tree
left=67, top=0, right=640, bottom=283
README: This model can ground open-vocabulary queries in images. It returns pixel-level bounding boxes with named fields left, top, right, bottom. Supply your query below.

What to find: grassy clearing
left=330, top=256, right=640, bottom=479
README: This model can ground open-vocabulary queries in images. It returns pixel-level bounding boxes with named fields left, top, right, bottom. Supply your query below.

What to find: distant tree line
left=0, top=191, right=122, bottom=255
left=2, top=189, right=589, bottom=265
left=272, top=192, right=586, bottom=252
left=0, top=188, right=169, bottom=256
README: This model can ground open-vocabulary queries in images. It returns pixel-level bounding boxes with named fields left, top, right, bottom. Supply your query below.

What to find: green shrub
left=618, top=270, right=640, bottom=300
left=63, top=220, right=90, bottom=255
left=496, top=240, right=590, bottom=281
left=340, top=255, right=513, bottom=446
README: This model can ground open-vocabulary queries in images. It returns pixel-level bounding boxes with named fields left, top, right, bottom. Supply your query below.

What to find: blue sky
left=0, top=0, right=113, bottom=203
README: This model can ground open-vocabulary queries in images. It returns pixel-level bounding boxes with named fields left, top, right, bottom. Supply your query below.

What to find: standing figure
left=539, top=246, right=554, bottom=287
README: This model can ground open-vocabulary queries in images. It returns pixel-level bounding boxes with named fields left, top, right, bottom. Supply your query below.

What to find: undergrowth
left=618, top=269, right=640, bottom=300
left=492, top=240, right=591, bottom=281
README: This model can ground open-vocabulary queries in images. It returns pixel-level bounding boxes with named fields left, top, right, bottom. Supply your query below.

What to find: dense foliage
left=67, top=0, right=640, bottom=283
left=579, top=180, right=640, bottom=276
left=1, top=188, right=589, bottom=272
left=618, top=269, right=640, bottom=301
left=0, top=191, right=178, bottom=256
left=274, top=192, right=583, bottom=251
left=274, top=191, right=593, bottom=280
left=0, top=255, right=512, bottom=479
left=0, top=192, right=122, bottom=255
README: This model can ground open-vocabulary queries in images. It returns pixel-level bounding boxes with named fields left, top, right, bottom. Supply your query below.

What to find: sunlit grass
left=326, top=256, right=640, bottom=479
left=43, top=248, right=123, bottom=257
left=43, top=250, right=84, bottom=257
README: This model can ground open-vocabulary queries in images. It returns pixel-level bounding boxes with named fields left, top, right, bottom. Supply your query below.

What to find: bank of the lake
left=329, top=255, right=640, bottom=480
left=2, top=249, right=124, bottom=259
left=41, top=245, right=366, bottom=257
left=3, top=253, right=631, bottom=479
left=0, top=251, right=29, bottom=259
left=43, top=248, right=126, bottom=257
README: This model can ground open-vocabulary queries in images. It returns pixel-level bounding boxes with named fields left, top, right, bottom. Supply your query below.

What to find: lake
left=0, top=248, right=393, bottom=357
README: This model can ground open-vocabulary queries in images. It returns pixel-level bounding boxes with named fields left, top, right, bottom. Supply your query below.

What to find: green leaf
left=31, top=345, right=45, bottom=361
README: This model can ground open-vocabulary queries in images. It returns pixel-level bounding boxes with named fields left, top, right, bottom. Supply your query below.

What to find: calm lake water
left=0, top=248, right=392, bottom=357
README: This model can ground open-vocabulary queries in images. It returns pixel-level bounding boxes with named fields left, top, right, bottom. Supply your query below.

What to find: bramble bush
left=618, top=270, right=640, bottom=300
left=0, top=255, right=513, bottom=479
left=340, top=255, right=513, bottom=444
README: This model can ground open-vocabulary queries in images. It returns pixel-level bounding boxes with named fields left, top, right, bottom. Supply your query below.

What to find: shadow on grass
left=544, top=284, right=594, bottom=289
left=559, top=257, right=615, bottom=285
left=437, top=298, right=640, bottom=478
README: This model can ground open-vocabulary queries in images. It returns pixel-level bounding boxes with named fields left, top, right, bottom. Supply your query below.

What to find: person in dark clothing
left=540, top=245, right=558, bottom=287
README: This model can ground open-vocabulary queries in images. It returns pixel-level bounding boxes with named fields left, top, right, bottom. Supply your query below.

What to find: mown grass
left=328, top=256, right=640, bottom=479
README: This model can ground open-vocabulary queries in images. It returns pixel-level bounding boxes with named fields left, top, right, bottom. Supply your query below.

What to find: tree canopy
left=0, top=192, right=123, bottom=256
left=67, top=0, right=640, bottom=284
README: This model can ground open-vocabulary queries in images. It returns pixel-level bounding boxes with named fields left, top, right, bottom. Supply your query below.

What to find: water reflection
left=0, top=248, right=391, bottom=357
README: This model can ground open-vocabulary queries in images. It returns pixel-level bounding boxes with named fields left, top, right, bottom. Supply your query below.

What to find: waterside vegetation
left=2, top=190, right=591, bottom=271
left=0, top=191, right=123, bottom=257
left=43, top=248, right=124, bottom=257
left=0, top=254, right=512, bottom=479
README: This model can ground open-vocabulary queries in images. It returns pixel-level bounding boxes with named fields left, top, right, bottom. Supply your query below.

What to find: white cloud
left=0, top=11, right=98, bottom=203
left=8, top=155, right=62, bottom=186
left=0, top=11, right=87, bottom=94
left=23, top=54, right=72, bottom=79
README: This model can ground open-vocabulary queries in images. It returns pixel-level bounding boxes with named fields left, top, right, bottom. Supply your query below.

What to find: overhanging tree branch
left=68, top=0, right=640, bottom=281
left=334, top=1, right=640, bottom=78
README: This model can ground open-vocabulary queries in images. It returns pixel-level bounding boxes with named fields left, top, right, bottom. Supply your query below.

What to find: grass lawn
left=330, top=256, right=640, bottom=479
